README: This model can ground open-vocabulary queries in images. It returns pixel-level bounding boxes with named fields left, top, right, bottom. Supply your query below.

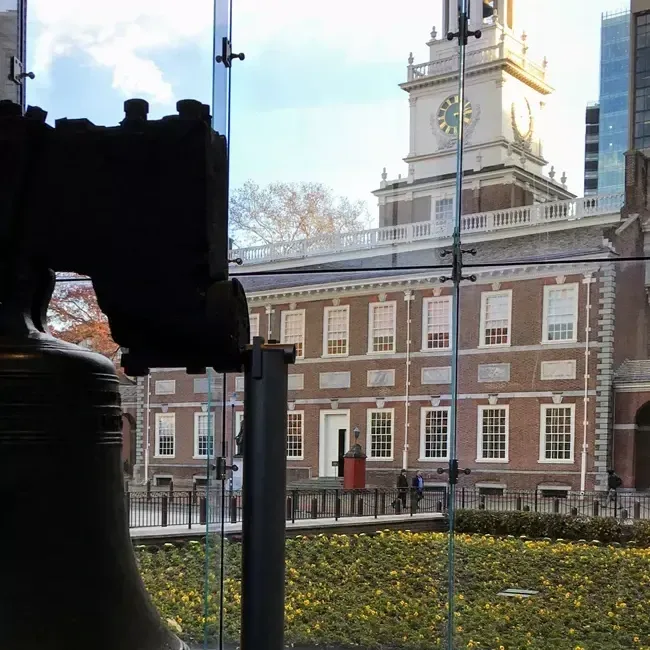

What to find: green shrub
left=454, top=509, right=650, bottom=545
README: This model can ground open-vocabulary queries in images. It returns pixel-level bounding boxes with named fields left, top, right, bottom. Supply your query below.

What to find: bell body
left=0, top=327, right=188, bottom=650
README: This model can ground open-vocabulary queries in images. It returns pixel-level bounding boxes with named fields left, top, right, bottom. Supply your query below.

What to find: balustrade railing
left=231, top=192, right=624, bottom=265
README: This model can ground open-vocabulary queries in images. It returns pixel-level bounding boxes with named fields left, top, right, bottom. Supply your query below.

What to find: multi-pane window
left=155, top=379, right=176, bottom=395
left=420, top=407, right=449, bottom=460
left=281, top=309, right=305, bottom=359
left=477, top=406, right=508, bottom=461
left=433, top=198, right=454, bottom=233
left=287, top=411, right=304, bottom=459
left=367, top=409, right=394, bottom=459
left=480, top=291, right=511, bottom=346
left=194, top=412, right=215, bottom=458
left=368, top=302, right=396, bottom=353
left=422, top=297, right=451, bottom=349
left=543, top=284, right=578, bottom=342
left=249, top=313, right=260, bottom=343
left=540, top=405, right=574, bottom=463
left=155, top=413, right=175, bottom=457
left=323, top=306, right=349, bottom=356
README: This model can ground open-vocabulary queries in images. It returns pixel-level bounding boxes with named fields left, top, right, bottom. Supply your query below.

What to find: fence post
left=516, top=496, right=522, bottom=511
left=592, top=500, right=599, bottom=517
left=169, top=480, right=174, bottom=505
left=161, top=494, right=168, bottom=527
left=374, top=489, right=379, bottom=519
left=635, top=501, right=641, bottom=519
left=192, top=482, right=198, bottom=505
left=286, top=496, right=292, bottom=521
left=146, top=480, right=152, bottom=502
left=199, top=496, right=207, bottom=525
left=229, top=495, right=237, bottom=523
left=534, top=491, right=538, bottom=512
left=410, top=490, right=416, bottom=516
left=311, top=497, right=318, bottom=519
left=380, top=491, right=386, bottom=516
left=461, top=487, right=466, bottom=509
left=188, top=492, right=193, bottom=530
left=357, top=495, right=364, bottom=517
left=321, top=489, right=327, bottom=515
left=335, top=491, right=341, bottom=521
left=292, top=490, right=297, bottom=524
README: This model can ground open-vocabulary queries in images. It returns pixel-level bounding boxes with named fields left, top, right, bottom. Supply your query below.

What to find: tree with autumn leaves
left=48, top=282, right=120, bottom=363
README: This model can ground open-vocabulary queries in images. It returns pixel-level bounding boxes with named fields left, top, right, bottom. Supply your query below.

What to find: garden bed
left=137, top=531, right=650, bottom=649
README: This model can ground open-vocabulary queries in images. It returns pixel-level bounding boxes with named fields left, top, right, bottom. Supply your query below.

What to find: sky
left=25, top=0, right=627, bottom=225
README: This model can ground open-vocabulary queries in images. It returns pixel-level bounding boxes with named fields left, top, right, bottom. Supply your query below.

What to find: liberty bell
left=0, top=99, right=249, bottom=649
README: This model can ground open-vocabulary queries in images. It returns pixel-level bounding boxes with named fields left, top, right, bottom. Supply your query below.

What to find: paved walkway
left=130, top=511, right=444, bottom=541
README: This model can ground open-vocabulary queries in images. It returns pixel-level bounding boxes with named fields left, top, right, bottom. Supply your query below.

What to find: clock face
left=512, top=98, right=533, bottom=138
left=437, top=95, right=473, bottom=136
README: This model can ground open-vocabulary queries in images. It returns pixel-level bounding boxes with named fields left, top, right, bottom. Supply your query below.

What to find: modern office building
left=598, top=9, right=630, bottom=194
left=631, top=1, right=650, bottom=152
left=584, top=102, right=600, bottom=195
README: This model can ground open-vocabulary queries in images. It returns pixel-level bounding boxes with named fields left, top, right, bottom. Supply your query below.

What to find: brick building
left=128, top=3, right=650, bottom=494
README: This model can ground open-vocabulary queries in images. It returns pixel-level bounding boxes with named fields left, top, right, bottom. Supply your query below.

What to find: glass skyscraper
left=598, top=9, right=630, bottom=195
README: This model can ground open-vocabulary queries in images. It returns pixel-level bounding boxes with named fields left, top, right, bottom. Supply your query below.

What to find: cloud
left=29, top=0, right=214, bottom=105
left=29, top=0, right=442, bottom=105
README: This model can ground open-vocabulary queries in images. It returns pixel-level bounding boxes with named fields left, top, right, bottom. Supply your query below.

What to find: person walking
left=393, top=469, right=408, bottom=511
left=606, top=469, right=622, bottom=506
left=411, top=470, right=425, bottom=511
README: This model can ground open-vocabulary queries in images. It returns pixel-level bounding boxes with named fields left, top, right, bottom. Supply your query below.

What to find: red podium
left=343, top=442, right=367, bottom=490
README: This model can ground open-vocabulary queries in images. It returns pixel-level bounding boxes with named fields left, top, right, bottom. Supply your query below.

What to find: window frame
left=419, top=406, right=451, bottom=461
left=421, top=296, right=452, bottom=351
left=479, top=289, right=512, bottom=348
left=476, top=404, right=510, bottom=463
left=367, top=301, right=397, bottom=354
left=322, top=305, right=350, bottom=357
left=280, top=308, right=306, bottom=359
left=538, top=403, right=575, bottom=464
left=154, top=379, right=176, bottom=395
left=249, top=312, right=260, bottom=343
left=193, top=411, right=215, bottom=460
left=286, top=410, right=305, bottom=460
left=541, top=283, right=579, bottom=344
left=366, top=407, right=395, bottom=461
left=154, top=412, right=176, bottom=458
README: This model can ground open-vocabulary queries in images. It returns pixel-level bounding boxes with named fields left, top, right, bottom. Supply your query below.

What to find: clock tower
left=374, top=0, right=574, bottom=229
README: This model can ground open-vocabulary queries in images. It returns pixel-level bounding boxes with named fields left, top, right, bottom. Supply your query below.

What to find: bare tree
left=229, top=180, right=371, bottom=247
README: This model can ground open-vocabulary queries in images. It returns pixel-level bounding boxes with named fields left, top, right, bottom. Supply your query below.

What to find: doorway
left=319, top=411, right=350, bottom=477
left=635, top=403, right=650, bottom=489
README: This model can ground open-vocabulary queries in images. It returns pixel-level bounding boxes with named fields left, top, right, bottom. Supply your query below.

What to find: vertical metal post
left=241, top=338, right=295, bottom=650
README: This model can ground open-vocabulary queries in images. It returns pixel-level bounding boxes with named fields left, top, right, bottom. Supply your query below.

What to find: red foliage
left=48, top=282, right=120, bottom=363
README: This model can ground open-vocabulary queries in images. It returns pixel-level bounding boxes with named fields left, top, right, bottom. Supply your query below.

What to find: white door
left=319, top=412, right=349, bottom=477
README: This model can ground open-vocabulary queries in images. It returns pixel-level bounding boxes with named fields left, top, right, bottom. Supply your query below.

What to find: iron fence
left=124, top=485, right=650, bottom=530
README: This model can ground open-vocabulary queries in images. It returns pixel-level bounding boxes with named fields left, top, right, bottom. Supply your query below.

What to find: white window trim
left=249, top=313, right=260, bottom=343
left=153, top=474, right=173, bottom=486
left=478, top=289, right=513, bottom=348
left=281, top=309, right=306, bottom=359
left=322, top=305, right=350, bottom=358
left=475, top=404, right=510, bottom=463
left=419, top=406, right=451, bottom=461
left=154, top=379, right=176, bottom=395
left=538, top=403, right=575, bottom=464
left=367, top=301, right=397, bottom=354
left=193, top=411, right=215, bottom=460
left=475, top=482, right=507, bottom=490
left=366, top=407, right=395, bottom=461
left=421, top=296, right=452, bottom=351
left=154, top=412, right=176, bottom=459
left=286, top=410, right=305, bottom=461
left=541, top=283, right=579, bottom=344
left=537, top=483, right=572, bottom=493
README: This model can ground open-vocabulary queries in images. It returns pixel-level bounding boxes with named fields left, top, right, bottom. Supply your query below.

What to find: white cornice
left=244, top=260, right=606, bottom=304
